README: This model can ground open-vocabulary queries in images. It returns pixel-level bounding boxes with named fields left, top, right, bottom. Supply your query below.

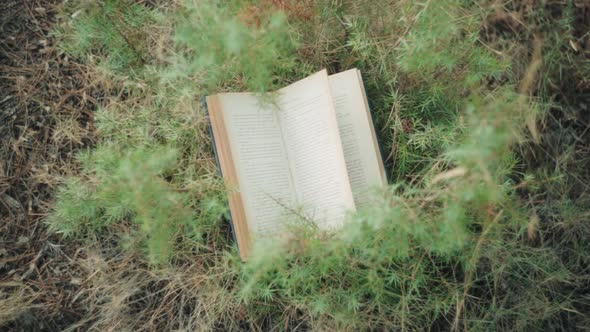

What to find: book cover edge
left=202, top=95, right=241, bottom=258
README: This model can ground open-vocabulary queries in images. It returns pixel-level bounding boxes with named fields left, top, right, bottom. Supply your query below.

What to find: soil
left=0, top=1, right=99, bottom=330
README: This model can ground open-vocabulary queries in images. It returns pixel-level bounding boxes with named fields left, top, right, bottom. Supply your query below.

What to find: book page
left=277, top=70, right=355, bottom=228
left=329, top=69, right=387, bottom=206
left=214, top=93, right=296, bottom=236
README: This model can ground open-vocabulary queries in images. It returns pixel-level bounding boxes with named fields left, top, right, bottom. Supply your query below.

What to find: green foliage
left=172, top=0, right=299, bottom=92
left=237, top=89, right=532, bottom=329
left=48, top=145, right=196, bottom=264
left=47, top=0, right=590, bottom=330
left=397, top=1, right=504, bottom=85
left=48, top=178, right=102, bottom=237
left=55, top=0, right=157, bottom=76
left=392, top=0, right=505, bottom=177
left=305, top=0, right=506, bottom=181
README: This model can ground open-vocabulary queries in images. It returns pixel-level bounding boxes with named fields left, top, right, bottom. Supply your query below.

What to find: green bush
left=55, top=0, right=157, bottom=76
left=171, top=0, right=300, bottom=92
left=46, top=0, right=589, bottom=329
left=48, top=145, right=196, bottom=264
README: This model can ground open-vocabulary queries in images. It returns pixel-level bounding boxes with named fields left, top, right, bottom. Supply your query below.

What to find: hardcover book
left=206, top=68, right=386, bottom=260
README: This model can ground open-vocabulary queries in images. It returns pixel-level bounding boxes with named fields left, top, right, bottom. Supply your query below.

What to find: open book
left=206, top=69, right=386, bottom=260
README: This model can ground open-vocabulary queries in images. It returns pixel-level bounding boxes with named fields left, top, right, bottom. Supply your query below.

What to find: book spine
left=202, top=96, right=240, bottom=256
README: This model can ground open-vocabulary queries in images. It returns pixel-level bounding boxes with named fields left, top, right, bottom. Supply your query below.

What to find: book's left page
left=207, top=93, right=296, bottom=259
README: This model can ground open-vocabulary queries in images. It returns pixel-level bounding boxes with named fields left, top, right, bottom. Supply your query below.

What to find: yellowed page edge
left=206, top=95, right=252, bottom=260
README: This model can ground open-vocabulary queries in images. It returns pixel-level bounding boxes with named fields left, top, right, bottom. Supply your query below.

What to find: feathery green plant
left=44, top=0, right=590, bottom=329
left=48, top=145, right=196, bottom=264
left=237, top=87, right=538, bottom=329
left=171, top=0, right=299, bottom=92
left=55, top=0, right=157, bottom=76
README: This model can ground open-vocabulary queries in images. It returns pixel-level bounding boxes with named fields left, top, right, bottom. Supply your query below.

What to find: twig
left=452, top=210, right=503, bottom=332
left=20, top=244, right=47, bottom=281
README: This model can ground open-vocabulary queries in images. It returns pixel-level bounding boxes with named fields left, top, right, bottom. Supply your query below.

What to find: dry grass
left=0, top=283, right=39, bottom=325
left=1, top=0, right=102, bottom=329
left=2, top=0, right=590, bottom=330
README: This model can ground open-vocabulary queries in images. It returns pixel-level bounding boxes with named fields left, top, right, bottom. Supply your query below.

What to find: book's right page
left=276, top=70, right=356, bottom=229
left=329, top=69, right=387, bottom=206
